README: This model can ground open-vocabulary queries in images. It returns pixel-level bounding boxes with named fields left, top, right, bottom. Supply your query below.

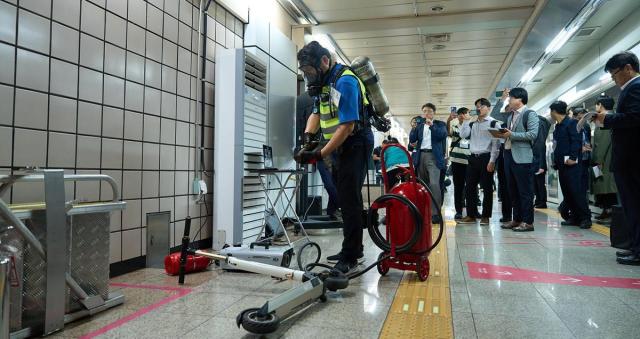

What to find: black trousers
left=534, top=172, right=547, bottom=206
left=451, top=162, right=467, bottom=214
left=465, top=153, right=494, bottom=218
left=614, top=169, right=640, bottom=254
left=497, top=146, right=512, bottom=220
left=504, top=150, right=534, bottom=224
left=558, top=164, right=591, bottom=222
left=336, top=143, right=370, bottom=261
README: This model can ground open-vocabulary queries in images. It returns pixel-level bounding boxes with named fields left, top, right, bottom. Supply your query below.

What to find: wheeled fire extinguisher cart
left=368, top=143, right=443, bottom=281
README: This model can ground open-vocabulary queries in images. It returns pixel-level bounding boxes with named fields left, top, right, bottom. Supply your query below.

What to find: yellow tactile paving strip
left=537, top=207, right=610, bottom=237
left=379, top=225, right=453, bottom=339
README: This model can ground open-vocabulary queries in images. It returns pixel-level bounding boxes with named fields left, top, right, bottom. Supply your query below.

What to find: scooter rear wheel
left=239, top=308, right=280, bottom=334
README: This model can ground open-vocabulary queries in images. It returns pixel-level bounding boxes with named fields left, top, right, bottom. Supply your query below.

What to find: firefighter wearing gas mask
left=295, top=41, right=373, bottom=274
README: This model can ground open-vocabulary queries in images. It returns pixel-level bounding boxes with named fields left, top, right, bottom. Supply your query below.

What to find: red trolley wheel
left=416, top=257, right=430, bottom=282
left=377, top=253, right=389, bottom=276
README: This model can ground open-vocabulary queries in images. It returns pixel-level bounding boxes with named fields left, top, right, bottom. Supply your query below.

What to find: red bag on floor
left=164, top=252, right=211, bottom=276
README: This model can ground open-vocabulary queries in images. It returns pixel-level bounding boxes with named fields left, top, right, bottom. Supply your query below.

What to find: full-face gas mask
left=299, top=55, right=331, bottom=97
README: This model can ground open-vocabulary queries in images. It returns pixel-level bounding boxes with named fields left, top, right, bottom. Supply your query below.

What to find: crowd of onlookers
left=373, top=51, right=640, bottom=265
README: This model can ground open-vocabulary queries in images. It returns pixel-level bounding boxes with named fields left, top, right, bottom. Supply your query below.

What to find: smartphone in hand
left=499, top=128, right=508, bottom=133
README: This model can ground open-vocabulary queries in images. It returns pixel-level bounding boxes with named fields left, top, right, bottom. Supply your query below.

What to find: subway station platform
left=50, top=191, right=640, bottom=339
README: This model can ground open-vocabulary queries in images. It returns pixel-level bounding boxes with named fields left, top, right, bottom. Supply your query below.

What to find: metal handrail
left=0, top=174, right=120, bottom=202
left=1, top=256, right=10, bottom=338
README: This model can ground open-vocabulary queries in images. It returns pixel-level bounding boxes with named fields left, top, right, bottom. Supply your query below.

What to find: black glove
left=295, top=149, right=322, bottom=164
left=302, top=132, right=318, bottom=151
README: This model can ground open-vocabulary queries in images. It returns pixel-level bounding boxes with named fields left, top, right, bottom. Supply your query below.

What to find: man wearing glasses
left=593, top=51, right=640, bottom=265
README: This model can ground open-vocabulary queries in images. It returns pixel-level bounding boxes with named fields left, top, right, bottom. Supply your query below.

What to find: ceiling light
left=431, top=5, right=444, bottom=12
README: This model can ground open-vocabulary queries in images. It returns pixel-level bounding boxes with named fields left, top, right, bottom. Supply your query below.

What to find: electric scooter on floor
left=177, top=146, right=445, bottom=334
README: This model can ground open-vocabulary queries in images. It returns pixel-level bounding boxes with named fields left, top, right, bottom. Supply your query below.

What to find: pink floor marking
left=468, top=261, right=640, bottom=289
left=78, top=282, right=193, bottom=339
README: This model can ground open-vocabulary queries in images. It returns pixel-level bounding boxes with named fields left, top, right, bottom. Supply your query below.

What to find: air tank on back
left=351, top=56, right=390, bottom=117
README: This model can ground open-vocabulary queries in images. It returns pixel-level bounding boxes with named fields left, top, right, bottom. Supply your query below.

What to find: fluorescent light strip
left=518, top=0, right=605, bottom=86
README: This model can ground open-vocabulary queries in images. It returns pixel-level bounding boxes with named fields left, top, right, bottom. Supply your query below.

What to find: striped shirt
left=449, top=121, right=470, bottom=165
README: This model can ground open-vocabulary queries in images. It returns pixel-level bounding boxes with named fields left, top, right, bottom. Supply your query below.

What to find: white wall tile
left=50, top=59, right=79, bottom=97
left=78, top=67, right=103, bottom=103
left=109, top=231, right=121, bottom=263
left=177, top=46, right=191, bottom=73
left=104, top=75, right=125, bottom=108
left=147, top=0, right=163, bottom=10
left=146, top=33, right=162, bottom=62
left=165, top=0, right=179, bottom=18
left=164, top=13, right=178, bottom=43
left=0, top=85, right=13, bottom=125
left=142, top=170, right=159, bottom=198
left=147, top=6, right=163, bottom=36
left=125, top=81, right=144, bottom=111
left=142, top=142, right=159, bottom=170
left=51, top=22, right=79, bottom=63
left=178, top=21, right=191, bottom=49
left=143, top=86, right=161, bottom=115
left=174, top=171, right=188, bottom=195
left=179, top=0, right=192, bottom=26
left=177, top=72, right=190, bottom=98
left=102, top=106, right=124, bottom=138
left=161, top=65, right=177, bottom=93
left=159, top=171, right=174, bottom=196
left=122, top=199, right=141, bottom=229
left=105, top=12, right=126, bottom=48
left=159, top=196, right=174, bottom=219
left=126, top=51, right=145, bottom=83
left=126, top=22, right=145, bottom=56
left=127, top=0, right=146, bottom=28
left=0, top=126, right=12, bottom=167
left=161, top=91, right=177, bottom=118
left=176, top=96, right=189, bottom=122
left=49, top=96, right=77, bottom=133
left=121, top=228, right=142, bottom=260
left=122, top=170, right=141, bottom=199
left=18, top=9, right=50, bottom=54
left=162, top=39, right=177, bottom=68
left=13, top=128, right=47, bottom=167
left=0, top=1, right=17, bottom=44
left=124, top=110, right=143, bottom=140
left=123, top=140, right=142, bottom=169
left=14, top=88, right=47, bottom=129
left=175, top=146, right=189, bottom=171
left=81, top=0, right=105, bottom=39
left=0, top=44, right=14, bottom=85
left=53, top=0, right=81, bottom=29
left=145, top=59, right=162, bottom=89
left=159, top=144, right=175, bottom=170
left=76, top=135, right=101, bottom=168
left=16, top=49, right=49, bottom=92
left=104, top=43, right=126, bottom=77
left=160, top=118, right=176, bottom=144
left=176, top=121, right=190, bottom=146
left=80, top=33, right=104, bottom=71
left=102, top=138, right=123, bottom=168
left=142, top=114, right=160, bottom=142
left=48, top=132, right=76, bottom=168
left=174, top=194, right=188, bottom=220
left=77, top=101, right=102, bottom=136
left=105, top=0, right=126, bottom=18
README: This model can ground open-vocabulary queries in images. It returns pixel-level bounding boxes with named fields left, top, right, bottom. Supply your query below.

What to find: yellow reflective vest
left=318, top=67, right=369, bottom=140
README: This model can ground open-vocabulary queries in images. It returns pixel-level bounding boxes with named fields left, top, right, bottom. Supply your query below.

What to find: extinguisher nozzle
left=178, top=217, right=192, bottom=285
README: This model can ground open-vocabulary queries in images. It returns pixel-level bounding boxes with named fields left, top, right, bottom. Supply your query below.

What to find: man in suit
left=409, top=103, right=448, bottom=223
left=593, top=51, right=640, bottom=265
left=492, top=87, right=539, bottom=232
left=533, top=114, right=552, bottom=208
left=551, top=101, right=592, bottom=229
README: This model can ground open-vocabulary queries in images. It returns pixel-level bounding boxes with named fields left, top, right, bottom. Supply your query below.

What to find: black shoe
left=579, top=220, right=592, bottom=229
left=617, top=254, right=640, bottom=266
left=561, top=220, right=579, bottom=226
left=327, top=252, right=364, bottom=264
left=596, top=210, right=611, bottom=220
left=534, top=204, right=547, bottom=209
left=454, top=213, right=463, bottom=220
left=616, top=250, right=633, bottom=257
left=334, top=259, right=359, bottom=274
left=499, top=217, right=512, bottom=223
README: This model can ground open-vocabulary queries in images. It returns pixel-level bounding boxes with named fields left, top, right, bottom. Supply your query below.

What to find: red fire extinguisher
left=164, top=252, right=211, bottom=276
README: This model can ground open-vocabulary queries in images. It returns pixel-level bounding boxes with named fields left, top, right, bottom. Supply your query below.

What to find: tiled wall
left=0, top=0, right=244, bottom=267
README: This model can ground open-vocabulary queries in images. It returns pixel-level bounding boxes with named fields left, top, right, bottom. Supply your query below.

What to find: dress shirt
left=459, top=116, right=500, bottom=163
left=421, top=123, right=432, bottom=150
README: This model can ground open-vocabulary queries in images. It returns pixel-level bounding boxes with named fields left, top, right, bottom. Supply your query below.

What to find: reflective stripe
left=319, top=68, right=368, bottom=139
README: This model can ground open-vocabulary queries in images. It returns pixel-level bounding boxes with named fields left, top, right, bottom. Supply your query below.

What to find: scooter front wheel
left=238, top=308, right=280, bottom=334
